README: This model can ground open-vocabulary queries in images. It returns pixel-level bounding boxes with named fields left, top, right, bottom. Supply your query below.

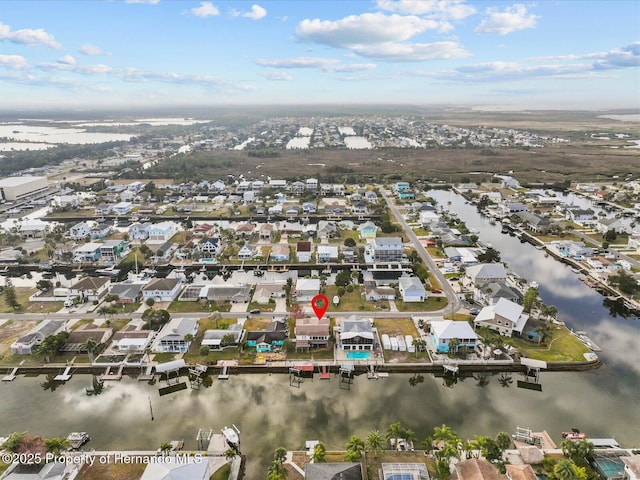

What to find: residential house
left=19, top=219, right=50, bottom=238
left=364, top=191, right=378, bottom=204
left=201, top=324, right=244, bottom=350
left=236, top=180, right=251, bottom=192
left=395, top=182, right=410, bottom=192
left=237, top=244, right=255, bottom=260
left=296, top=241, right=313, bottom=262
left=551, top=240, right=593, bottom=258
left=498, top=175, right=521, bottom=189
left=302, top=202, right=317, bottom=214
left=128, top=222, right=151, bottom=241
left=69, top=221, right=92, bottom=240
left=142, top=277, right=182, bottom=302
left=474, top=297, right=529, bottom=337
left=596, top=217, right=633, bottom=235
left=147, top=221, right=177, bottom=242
left=269, top=179, right=287, bottom=189
left=246, top=320, right=287, bottom=352
left=517, top=211, right=551, bottom=233
left=95, top=204, right=112, bottom=215
left=62, top=324, right=112, bottom=353
left=294, top=317, right=330, bottom=349
left=258, top=223, right=274, bottom=240
left=567, top=207, right=596, bottom=225
left=465, top=263, right=507, bottom=287
left=506, top=464, right=538, bottom=480
left=363, top=280, right=395, bottom=301
left=0, top=249, right=23, bottom=263
left=359, top=221, right=378, bottom=240
left=295, top=278, right=321, bottom=302
left=70, top=276, right=111, bottom=301
left=90, top=222, right=112, bottom=240
left=243, top=191, right=255, bottom=203
left=112, top=201, right=133, bottom=215
left=3, top=462, right=66, bottom=480
left=317, top=221, right=337, bottom=240
left=502, top=202, right=528, bottom=215
left=149, top=241, right=175, bottom=263
left=622, top=457, right=640, bottom=480
left=419, top=210, right=442, bottom=228
left=253, top=283, right=285, bottom=304
left=398, top=191, right=416, bottom=200
left=251, top=180, right=264, bottom=190
left=280, top=221, right=305, bottom=237
left=270, top=244, right=290, bottom=261
left=338, top=316, right=374, bottom=350
left=100, top=240, right=128, bottom=263
left=11, top=319, right=66, bottom=354
left=192, top=222, right=216, bottom=238
left=235, top=223, right=255, bottom=237
left=199, top=284, right=252, bottom=303
left=285, top=206, right=299, bottom=216
left=200, top=237, right=223, bottom=257
left=455, top=458, right=505, bottom=480
left=291, top=181, right=305, bottom=193
left=444, top=247, right=478, bottom=265
left=371, top=237, right=404, bottom=262
left=398, top=276, right=428, bottom=302
left=304, top=463, right=363, bottom=480
left=109, top=327, right=155, bottom=352
left=475, top=282, right=521, bottom=306
left=268, top=204, right=283, bottom=215
left=153, top=317, right=198, bottom=353
left=429, top=320, right=479, bottom=353
left=317, top=244, right=339, bottom=263
left=109, top=283, right=143, bottom=304
left=306, top=178, right=318, bottom=189
left=351, top=202, right=368, bottom=214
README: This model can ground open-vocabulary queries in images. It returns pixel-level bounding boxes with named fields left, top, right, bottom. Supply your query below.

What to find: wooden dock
left=218, top=365, right=229, bottom=380
left=319, top=365, right=331, bottom=379
left=138, top=365, right=154, bottom=381
left=54, top=366, right=73, bottom=382
left=100, top=364, right=124, bottom=381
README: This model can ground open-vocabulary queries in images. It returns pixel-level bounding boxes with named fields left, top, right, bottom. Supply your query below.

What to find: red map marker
left=311, top=294, right=329, bottom=320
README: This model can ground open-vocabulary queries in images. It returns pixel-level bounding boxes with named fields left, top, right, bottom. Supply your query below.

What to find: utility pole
left=148, top=395, right=154, bottom=421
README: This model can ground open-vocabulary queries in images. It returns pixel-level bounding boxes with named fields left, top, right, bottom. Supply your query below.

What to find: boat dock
left=571, top=330, right=602, bottom=352
left=2, top=367, right=18, bottom=382
left=54, top=366, right=73, bottom=382
left=138, top=365, right=154, bottom=381
left=99, top=364, right=124, bottom=381
left=319, top=365, right=331, bottom=379
left=218, top=365, right=230, bottom=380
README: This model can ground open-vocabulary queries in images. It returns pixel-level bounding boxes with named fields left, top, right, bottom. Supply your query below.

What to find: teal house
left=246, top=321, right=288, bottom=352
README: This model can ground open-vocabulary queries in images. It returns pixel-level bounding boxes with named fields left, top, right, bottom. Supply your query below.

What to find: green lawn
left=167, top=300, right=231, bottom=313
left=248, top=301, right=275, bottom=312
left=288, top=346, right=335, bottom=360
left=374, top=318, right=419, bottom=337
left=210, top=463, right=231, bottom=480
left=395, top=297, right=448, bottom=312
left=184, top=347, right=240, bottom=365
left=511, top=326, right=590, bottom=362
left=152, top=352, right=176, bottom=363
left=324, top=285, right=375, bottom=312
left=0, top=288, right=63, bottom=313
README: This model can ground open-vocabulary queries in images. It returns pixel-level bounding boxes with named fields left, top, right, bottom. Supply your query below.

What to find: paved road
left=571, top=230, right=640, bottom=269
left=380, top=188, right=460, bottom=314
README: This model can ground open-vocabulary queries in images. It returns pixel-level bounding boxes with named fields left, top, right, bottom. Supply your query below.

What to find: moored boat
left=561, top=429, right=586, bottom=441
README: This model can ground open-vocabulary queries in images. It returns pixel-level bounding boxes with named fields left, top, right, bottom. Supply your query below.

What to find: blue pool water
left=525, top=329, right=541, bottom=342
left=346, top=351, right=371, bottom=360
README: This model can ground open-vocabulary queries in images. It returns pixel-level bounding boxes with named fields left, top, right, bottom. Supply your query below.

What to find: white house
left=430, top=320, right=479, bottom=353
left=295, top=278, right=320, bottom=302
left=237, top=244, right=256, bottom=260
left=317, top=244, right=339, bottom=263
left=142, top=277, right=182, bottom=302
left=474, top=297, right=529, bottom=337
left=128, top=222, right=151, bottom=241
left=306, top=178, right=318, bottom=189
left=69, top=276, right=111, bottom=301
left=140, top=457, right=210, bottom=480
left=398, top=276, right=427, bottom=302
left=465, top=263, right=507, bottom=287
left=112, top=201, right=133, bottom=215
left=338, top=316, right=374, bottom=350
left=69, top=221, right=92, bottom=240
left=153, top=318, right=198, bottom=353
left=147, top=221, right=177, bottom=242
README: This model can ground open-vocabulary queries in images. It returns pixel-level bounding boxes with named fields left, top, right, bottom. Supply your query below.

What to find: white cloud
left=255, top=57, right=376, bottom=72
left=78, top=44, right=110, bottom=56
left=475, top=4, right=538, bottom=35
left=259, top=71, right=292, bottom=81
left=57, top=54, right=76, bottom=65
left=376, top=0, right=476, bottom=20
left=0, top=21, right=61, bottom=49
left=296, top=13, right=439, bottom=48
left=191, top=2, right=220, bottom=17
left=0, top=54, right=29, bottom=70
left=38, top=62, right=113, bottom=75
left=232, top=4, right=267, bottom=20
left=352, top=41, right=470, bottom=62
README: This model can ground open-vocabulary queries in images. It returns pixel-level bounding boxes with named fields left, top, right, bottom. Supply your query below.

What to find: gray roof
left=374, top=237, right=403, bottom=249
left=17, top=319, right=65, bottom=343
left=305, top=463, right=363, bottom=480
left=399, top=276, right=426, bottom=293
left=110, top=283, right=143, bottom=299
left=466, top=263, right=507, bottom=281
left=4, top=461, right=65, bottom=480
left=157, top=317, right=197, bottom=341
left=143, top=277, right=181, bottom=292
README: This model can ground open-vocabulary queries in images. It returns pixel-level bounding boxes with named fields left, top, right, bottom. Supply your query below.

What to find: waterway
left=1, top=190, right=639, bottom=477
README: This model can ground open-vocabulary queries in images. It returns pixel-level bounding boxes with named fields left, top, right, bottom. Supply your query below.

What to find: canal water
left=1, top=190, right=639, bottom=477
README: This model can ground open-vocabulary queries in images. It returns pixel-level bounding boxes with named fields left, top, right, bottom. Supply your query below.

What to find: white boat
left=222, top=425, right=240, bottom=448
left=66, top=432, right=90, bottom=449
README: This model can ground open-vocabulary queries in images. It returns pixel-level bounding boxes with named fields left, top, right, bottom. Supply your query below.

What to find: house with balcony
left=73, top=242, right=102, bottom=262
left=337, top=316, right=374, bottom=351
left=359, top=221, right=378, bottom=240
left=69, top=221, right=92, bottom=240
left=430, top=320, right=479, bottom=353
left=317, top=244, right=339, bottom=263
left=153, top=317, right=198, bottom=353
left=112, top=201, right=133, bottom=215
left=294, top=317, right=330, bottom=349
left=258, top=223, right=274, bottom=240
left=370, top=237, right=404, bottom=263
left=474, top=297, right=529, bottom=337
left=11, top=319, right=66, bottom=354
left=147, top=221, right=177, bottom=243
left=270, top=244, right=290, bottom=262
left=465, top=263, right=507, bottom=287
left=100, top=240, right=128, bottom=263
left=237, top=244, right=256, bottom=261
left=246, top=320, right=288, bottom=352
left=142, top=277, right=182, bottom=302
left=90, top=222, right=112, bottom=240
left=128, top=222, right=151, bottom=241
left=200, top=237, right=223, bottom=257
left=306, top=178, right=318, bottom=190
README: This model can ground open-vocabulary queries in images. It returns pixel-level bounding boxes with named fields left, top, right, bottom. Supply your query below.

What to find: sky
left=0, top=0, right=639, bottom=111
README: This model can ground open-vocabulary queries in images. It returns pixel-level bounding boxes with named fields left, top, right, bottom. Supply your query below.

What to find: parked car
left=431, top=289, right=442, bottom=294
left=250, top=309, right=261, bottom=314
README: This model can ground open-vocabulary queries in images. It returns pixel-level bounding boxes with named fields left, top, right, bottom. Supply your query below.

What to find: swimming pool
left=346, top=351, right=371, bottom=360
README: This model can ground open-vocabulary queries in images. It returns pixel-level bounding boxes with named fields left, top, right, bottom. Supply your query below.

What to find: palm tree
left=273, top=447, right=287, bottom=465
left=44, top=437, right=70, bottom=455
left=224, top=447, right=236, bottom=461
left=40, top=374, right=60, bottom=392
left=554, top=459, right=579, bottom=480
left=435, top=458, right=451, bottom=480
left=421, top=436, right=434, bottom=454
left=387, top=422, right=404, bottom=443
left=498, top=373, right=513, bottom=388
left=449, top=337, right=461, bottom=354
left=366, top=430, right=384, bottom=457
left=345, top=435, right=365, bottom=461
left=561, top=439, right=577, bottom=458
left=184, top=333, right=194, bottom=351
left=83, top=338, right=98, bottom=364
left=574, top=440, right=594, bottom=463
left=38, top=336, right=59, bottom=363
left=159, top=442, right=172, bottom=456
left=311, top=442, right=326, bottom=463
left=433, top=424, right=458, bottom=445
left=495, top=432, right=512, bottom=451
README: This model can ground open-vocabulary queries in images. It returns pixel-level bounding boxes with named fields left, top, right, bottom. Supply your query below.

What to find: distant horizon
left=0, top=1, right=638, bottom=110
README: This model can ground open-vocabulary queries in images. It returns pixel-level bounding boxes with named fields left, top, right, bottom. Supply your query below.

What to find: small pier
left=319, top=365, right=331, bottom=380
left=367, top=364, right=378, bottom=379
left=99, top=364, right=124, bottom=381
left=218, top=365, right=230, bottom=380
left=339, top=363, right=354, bottom=390
left=443, top=364, right=459, bottom=376
left=138, top=365, right=155, bottom=381
left=571, top=330, right=602, bottom=352
left=54, top=366, right=73, bottom=382
left=2, top=367, right=18, bottom=382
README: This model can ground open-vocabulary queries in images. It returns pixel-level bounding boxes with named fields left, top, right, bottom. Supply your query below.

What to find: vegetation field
left=511, top=326, right=591, bottom=362
left=76, top=461, right=146, bottom=480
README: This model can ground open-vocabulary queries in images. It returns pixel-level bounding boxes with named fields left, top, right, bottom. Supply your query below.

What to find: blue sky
left=0, top=0, right=638, bottom=110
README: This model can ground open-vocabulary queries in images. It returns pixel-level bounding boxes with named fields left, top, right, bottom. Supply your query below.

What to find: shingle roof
left=305, top=463, right=363, bottom=480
